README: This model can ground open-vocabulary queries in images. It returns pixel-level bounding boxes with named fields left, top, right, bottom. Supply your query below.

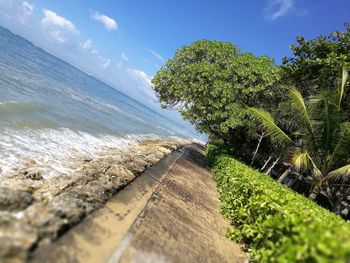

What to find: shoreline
left=0, top=128, right=192, bottom=178
left=0, top=139, right=191, bottom=263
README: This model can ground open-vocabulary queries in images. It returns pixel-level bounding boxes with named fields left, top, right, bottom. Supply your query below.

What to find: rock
left=22, top=168, right=43, bottom=180
left=123, top=158, right=149, bottom=174
left=341, top=208, right=349, bottom=216
left=82, top=157, right=92, bottom=163
left=0, top=187, right=33, bottom=211
left=25, top=158, right=37, bottom=167
left=154, top=150, right=166, bottom=159
left=341, top=201, right=348, bottom=206
left=0, top=213, right=37, bottom=263
left=0, top=139, right=190, bottom=262
left=105, top=165, right=134, bottom=181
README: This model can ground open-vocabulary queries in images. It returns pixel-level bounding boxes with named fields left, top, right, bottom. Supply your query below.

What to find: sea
left=0, top=26, right=199, bottom=177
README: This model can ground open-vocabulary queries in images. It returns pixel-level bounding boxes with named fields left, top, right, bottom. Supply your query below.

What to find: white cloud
left=265, top=0, right=294, bottom=20
left=0, top=0, right=35, bottom=24
left=42, top=10, right=78, bottom=33
left=100, top=58, right=111, bottom=70
left=126, top=68, right=157, bottom=102
left=127, top=69, right=152, bottom=87
left=91, top=11, right=117, bottom=31
left=21, top=1, right=34, bottom=15
left=82, top=39, right=92, bottom=50
left=121, top=52, right=129, bottom=61
left=81, top=39, right=98, bottom=54
left=148, top=49, right=164, bottom=62
left=41, top=9, right=79, bottom=43
left=80, top=39, right=112, bottom=70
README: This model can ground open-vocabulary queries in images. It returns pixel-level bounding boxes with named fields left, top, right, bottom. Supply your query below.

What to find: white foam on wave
left=0, top=101, right=18, bottom=105
left=0, top=128, right=172, bottom=178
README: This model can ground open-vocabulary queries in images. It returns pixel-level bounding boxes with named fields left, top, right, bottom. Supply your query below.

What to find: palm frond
left=315, top=95, right=341, bottom=154
left=288, top=88, right=318, bottom=151
left=292, top=150, right=323, bottom=184
left=308, top=154, right=323, bottom=181
left=292, top=149, right=309, bottom=171
left=328, top=164, right=350, bottom=182
left=247, top=107, right=293, bottom=145
left=329, top=122, right=350, bottom=167
left=338, top=66, right=349, bottom=108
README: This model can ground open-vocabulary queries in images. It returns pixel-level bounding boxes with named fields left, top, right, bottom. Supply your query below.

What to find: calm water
left=0, top=26, right=195, bottom=176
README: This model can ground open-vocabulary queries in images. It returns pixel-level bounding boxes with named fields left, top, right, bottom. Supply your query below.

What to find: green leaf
left=288, top=88, right=318, bottom=151
left=328, top=164, right=350, bottom=182
left=337, top=66, right=349, bottom=108
left=292, top=149, right=309, bottom=171
left=208, top=143, right=350, bottom=263
left=248, top=107, right=293, bottom=145
left=329, top=122, right=350, bottom=168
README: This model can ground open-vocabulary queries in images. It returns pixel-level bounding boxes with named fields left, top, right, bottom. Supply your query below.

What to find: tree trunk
left=260, top=156, right=272, bottom=171
left=277, top=167, right=292, bottom=183
left=308, top=189, right=319, bottom=201
left=251, top=131, right=266, bottom=166
left=265, top=157, right=280, bottom=176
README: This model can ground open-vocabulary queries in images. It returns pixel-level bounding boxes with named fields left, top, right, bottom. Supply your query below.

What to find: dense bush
left=207, top=143, right=350, bottom=262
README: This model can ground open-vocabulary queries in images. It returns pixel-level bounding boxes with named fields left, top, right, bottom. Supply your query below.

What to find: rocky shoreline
left=0, top=139, right=190, bottom=263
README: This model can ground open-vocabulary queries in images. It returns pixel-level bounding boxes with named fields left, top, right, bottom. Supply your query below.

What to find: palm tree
left=249, top=67, right=350, bottom=201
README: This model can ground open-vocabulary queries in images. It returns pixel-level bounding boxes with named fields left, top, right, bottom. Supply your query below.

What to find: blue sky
left=0, top=0, right=349, bottom=121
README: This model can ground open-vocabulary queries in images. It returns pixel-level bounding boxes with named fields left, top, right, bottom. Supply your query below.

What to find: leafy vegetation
left=282, top=24, right=350, bottom=98
left=152, top=25, right=350, bottom=218
left=152, top=24, right=350, bottom=258
left=207, top=143, right=350, bottom=262
left=248, top=66, right=350, bottom=202
left=152, top=40, right=281, bottom=154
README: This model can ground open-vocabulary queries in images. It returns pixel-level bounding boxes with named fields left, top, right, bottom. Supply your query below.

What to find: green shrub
left=207, top=143, right=350, bottom=262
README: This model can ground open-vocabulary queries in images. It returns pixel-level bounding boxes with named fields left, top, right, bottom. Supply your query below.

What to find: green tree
left=282, top=23, right=350, bottom=106
left=249, top=67, right=350, bottom=204
left=152, top=40, right=281, bottom=151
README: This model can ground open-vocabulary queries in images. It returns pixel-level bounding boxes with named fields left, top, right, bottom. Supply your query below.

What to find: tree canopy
left=152, top=40, right=281, bottom=143
left=282, top=23, right=350, bottom=96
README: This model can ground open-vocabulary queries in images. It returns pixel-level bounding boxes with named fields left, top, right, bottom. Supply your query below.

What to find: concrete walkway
left=30, top=144, right=248, bottom=263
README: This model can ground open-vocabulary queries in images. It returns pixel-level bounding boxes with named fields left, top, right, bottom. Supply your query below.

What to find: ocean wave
left=63, top=88, right=150, bottom=125
left=0, top=128, right=177, bottom=178
left=0, top=101, right=45, bottom=115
